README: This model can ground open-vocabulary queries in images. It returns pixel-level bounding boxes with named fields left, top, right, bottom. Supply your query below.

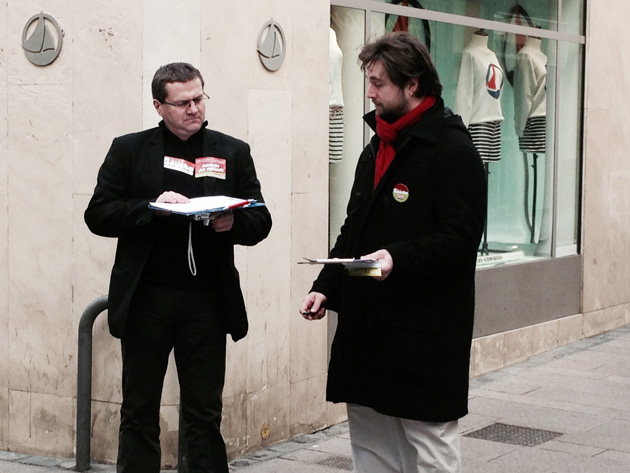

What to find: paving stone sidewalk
left=2, top=325, right=630, bottom=472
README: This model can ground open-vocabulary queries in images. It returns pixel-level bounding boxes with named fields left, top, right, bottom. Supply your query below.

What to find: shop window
left=330, top=0, right=584, bottom=268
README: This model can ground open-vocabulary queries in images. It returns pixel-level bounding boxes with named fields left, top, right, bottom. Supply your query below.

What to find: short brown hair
left=151, top=62, right=205, bottom=102
left=358, top=32, right=442, bottom=97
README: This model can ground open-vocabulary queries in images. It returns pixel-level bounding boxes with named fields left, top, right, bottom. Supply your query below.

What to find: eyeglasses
left=161, top=93, right=209, bottom=109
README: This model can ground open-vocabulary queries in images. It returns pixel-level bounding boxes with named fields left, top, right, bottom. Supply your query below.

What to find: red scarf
left=374, top=96, right=437, bottom=188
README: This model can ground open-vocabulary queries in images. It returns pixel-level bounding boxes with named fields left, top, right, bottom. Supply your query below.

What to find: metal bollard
left=75, top=295, right=108, bottom=472
left=74, top=295, right=188, bottom=472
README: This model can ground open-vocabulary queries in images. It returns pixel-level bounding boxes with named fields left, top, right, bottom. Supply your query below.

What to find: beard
left=375, top=90, right=411, bottom=123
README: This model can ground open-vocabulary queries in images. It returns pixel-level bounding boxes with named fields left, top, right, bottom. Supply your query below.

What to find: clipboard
left=149, top=195, right=261, bottom=216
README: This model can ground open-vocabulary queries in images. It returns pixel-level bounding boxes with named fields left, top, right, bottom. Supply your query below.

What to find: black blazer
left=85, top=125, right=272, bottom=340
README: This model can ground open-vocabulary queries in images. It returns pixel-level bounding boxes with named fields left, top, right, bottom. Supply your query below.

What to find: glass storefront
left=329, top=0, right=585, bottom=269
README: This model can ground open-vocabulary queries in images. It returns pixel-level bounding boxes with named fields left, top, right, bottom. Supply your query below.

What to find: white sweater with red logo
left=454, top=33, right=505, bottom=127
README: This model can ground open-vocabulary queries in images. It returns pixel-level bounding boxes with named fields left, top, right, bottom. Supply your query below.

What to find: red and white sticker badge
left=392, top=184, right=409, bottom=203
left=164, top=156, right=195, bottom=175
left=195, top=157, right=227, bottom=179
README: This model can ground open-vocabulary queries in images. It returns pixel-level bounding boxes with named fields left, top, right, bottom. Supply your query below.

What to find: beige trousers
left=347, top=404, right=461, bottom=473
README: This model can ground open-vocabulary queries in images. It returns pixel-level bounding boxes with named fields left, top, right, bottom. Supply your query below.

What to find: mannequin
left=454, top=29, right=504, bottom=162
left=455, top=29, right=505, bottom=254
left=514, top=35, right=547, bottom=243
left=329, top=28, right=344, bottom=163
left=385, top=0, right=432, bottom=50
left=514, top=36, right=546, bottom=152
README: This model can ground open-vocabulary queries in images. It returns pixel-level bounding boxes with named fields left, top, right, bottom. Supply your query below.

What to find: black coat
left=84, top=125, right=272, bottom=340
left=312, top=98, right=486, bottom=422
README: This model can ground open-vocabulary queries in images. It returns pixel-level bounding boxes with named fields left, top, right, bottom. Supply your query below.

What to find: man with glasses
left=85, top=62, right=272, bottom=473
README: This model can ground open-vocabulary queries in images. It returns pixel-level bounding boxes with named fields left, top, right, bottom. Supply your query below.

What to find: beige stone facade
left=0, top=0, right=628, bottom=468
left=1, top=0, right=336, bottom=466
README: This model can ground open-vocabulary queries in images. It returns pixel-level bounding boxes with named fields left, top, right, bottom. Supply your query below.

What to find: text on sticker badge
left=164, top=156, right=195, bottom=176
left=196, top=157, right=227, bottom=179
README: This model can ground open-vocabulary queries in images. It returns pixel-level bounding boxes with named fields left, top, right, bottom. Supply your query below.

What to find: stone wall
left=0, top=0, right=339, bottom=466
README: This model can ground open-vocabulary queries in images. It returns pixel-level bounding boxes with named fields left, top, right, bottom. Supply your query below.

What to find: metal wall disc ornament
left=22, top=12, right=63, bottom=66
left=257, top=19, right=285, bottom=72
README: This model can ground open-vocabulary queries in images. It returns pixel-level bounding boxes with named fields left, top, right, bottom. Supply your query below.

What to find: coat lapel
left=201, top=128, right=220, bottom=196
left=146, top=128, right=165, bottom=195
left=357, top=102, right=445, bottom=241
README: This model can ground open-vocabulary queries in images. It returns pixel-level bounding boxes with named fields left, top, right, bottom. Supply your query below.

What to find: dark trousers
left=117, top=283, right=228, bottom=473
